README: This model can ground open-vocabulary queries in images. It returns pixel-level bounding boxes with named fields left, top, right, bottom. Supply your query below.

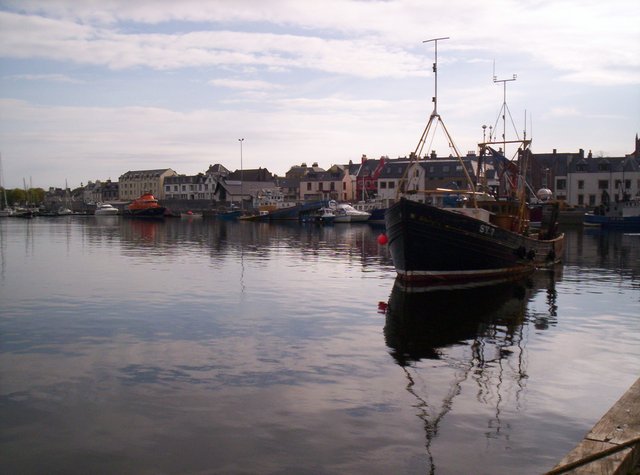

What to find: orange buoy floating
left=377, top=233, right=388, bottom=245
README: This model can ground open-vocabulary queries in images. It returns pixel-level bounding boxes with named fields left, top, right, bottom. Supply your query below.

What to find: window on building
left=614, top=179, right=622, bottom=190
left=598, top=180, right=609, bottom=190
left=598, top=163, right=610, bottom=171
left=182, top=185, right=186, bottom=191
left=578, top=180, right=584, bottom=190
left=307, top=183, right=311, bottom=191
left=342, top=182, right=346, bottom=190
left=166, top=186, right=170, bottom=191
left=319, top=182, right=323, bottom=191
left=380, top=182, right=387, bottom=189
left=556, top=179, right=566, bottom=190
left=625, top=180, right=631, bottom=190
left=330, top=182, right=335, bottom=191
left=589, top=195, right=596, bottom=206
left=577, top=164, right=587, bottom=172
left=578, top=194, right=584, bottom=205
left=389, top=182, right=395, bottom=189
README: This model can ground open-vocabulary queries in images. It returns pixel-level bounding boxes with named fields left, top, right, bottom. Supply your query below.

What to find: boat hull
left=125, top=207, right=166, bottom=218
left=584, top=213, right=640, bottom=229
left=384, top=198, right=564, bottom=288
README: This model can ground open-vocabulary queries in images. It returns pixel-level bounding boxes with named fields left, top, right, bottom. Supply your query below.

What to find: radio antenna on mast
left=424, top=36, right=449, bottom=117
left=492, top=68, right=518, bottom=159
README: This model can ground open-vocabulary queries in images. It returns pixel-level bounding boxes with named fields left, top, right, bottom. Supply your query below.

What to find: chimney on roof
left=312, top=162, right=318, bottom=167
left=361, top=154, right=367, bottom=163
left=430, top=150, right=437, bottom=159
left=588, top=150, right=593, bottom=158
left=553, top=149, right=557, bottom=155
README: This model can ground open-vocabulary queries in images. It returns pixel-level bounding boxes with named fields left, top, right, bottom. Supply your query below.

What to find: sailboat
left=56, top=180, right=73, bottom=215
left=0, top=154, right=13, bottom=217
left=383, top=39, right=564, bottom=289
left=0, top=195, right=11, bottom=218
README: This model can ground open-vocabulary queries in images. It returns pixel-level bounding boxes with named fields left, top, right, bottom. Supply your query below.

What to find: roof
left=164, top=174, right=206, bottom=185
left=119, top=168, right=175, bottom=179
left=379, top=160, right=411, bottom=179
left=567, top=155, right=640, bottom=173
left=228, top=168, right=274, bottom=181
left=419, top=158, right=477, bottom=179
left=302, top=169, right=346, bottom=182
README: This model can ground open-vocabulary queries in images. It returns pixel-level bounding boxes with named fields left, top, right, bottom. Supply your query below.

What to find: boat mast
left=398, top=37, right=476, bottom=205
left=492, top=69, right=518, bottom=159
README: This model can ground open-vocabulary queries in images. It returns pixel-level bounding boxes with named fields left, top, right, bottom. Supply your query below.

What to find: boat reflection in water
left=382, top=269, right=560, bottom=472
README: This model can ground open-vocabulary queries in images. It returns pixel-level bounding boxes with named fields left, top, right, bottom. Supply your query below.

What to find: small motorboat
left=95, top=202, right=119, bottom=216
left=300, top=207, right=335, bottom=224
left=181, top=210, right=203, bottom=219
left=330, top=201, right=371, bottom=223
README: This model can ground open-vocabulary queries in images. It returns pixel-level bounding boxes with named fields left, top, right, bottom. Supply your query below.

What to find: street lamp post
left=238, top=138, right=244, bottom=210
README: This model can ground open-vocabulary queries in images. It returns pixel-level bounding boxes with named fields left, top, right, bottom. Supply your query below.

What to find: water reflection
left=76, top=218, right=394, bottom=269
left=383, top=269, right=561, bottom=473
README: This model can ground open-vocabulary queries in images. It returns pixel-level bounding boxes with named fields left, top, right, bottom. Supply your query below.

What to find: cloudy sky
left=0, top=0, right=638, bottom=189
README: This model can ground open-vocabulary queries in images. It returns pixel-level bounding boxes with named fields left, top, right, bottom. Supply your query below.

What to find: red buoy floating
left=377, top=233, right=388, bottom=245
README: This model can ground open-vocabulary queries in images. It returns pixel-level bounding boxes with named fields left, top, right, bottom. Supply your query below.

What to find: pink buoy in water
left=377, top=233, right=388, bottom=245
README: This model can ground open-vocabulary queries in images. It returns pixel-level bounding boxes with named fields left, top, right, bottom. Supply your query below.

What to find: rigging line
left=425, top=118, right=441, bottom=157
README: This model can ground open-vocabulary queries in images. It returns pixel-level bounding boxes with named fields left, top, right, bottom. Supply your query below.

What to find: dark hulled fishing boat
left=384, top=38, right=564, bottom=288
left=385, top=197, right=563, bottom=287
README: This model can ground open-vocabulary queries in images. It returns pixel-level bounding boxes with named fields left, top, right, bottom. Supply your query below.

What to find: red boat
left=125, top=193, right=166, bottom=218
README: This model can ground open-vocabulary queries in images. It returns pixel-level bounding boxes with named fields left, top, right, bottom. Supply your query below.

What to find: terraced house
left=118, top=168, right=177, bottom=200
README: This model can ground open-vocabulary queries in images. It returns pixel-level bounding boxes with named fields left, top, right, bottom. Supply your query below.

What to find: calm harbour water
left=0, top=216, right=638, bottom=475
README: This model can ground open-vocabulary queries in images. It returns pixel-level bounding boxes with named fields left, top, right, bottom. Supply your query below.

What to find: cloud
left=548, top=107, right=580, bottom=118
left=5, top=73, right=83, bottom=84
left=209, top=79, right=281, bottom=91
left=1, top=1, right=638, bottom=85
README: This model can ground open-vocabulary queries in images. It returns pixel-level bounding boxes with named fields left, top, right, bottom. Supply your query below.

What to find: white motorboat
left=330, top=201, right=371, bottom=223
left=94, top=202, right=119, bottom=216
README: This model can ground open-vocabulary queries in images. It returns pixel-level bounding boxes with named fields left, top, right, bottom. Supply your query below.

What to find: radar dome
left=536, top=188, right=553, bottom=201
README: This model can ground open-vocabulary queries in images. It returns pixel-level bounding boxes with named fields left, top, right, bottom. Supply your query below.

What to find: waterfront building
left=273, top=177, right=300, bottom=203
left=212, top=168, right=277, bottom=207
left=376, top=159, right=411, bottom=208
left=355, top=155, right=387, bottom=201
left=565, top=153, right=640, bottom=207
left=299, top=164, right=354, bottom=202
left=83, top=179, right=119, bottom=203
left=118, top=169, right=177, bottom=200
left=164, top=173, right=209, bottom=200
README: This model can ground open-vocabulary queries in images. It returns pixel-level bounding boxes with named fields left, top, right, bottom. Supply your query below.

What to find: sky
left=0, top=0, right=639, bottom=190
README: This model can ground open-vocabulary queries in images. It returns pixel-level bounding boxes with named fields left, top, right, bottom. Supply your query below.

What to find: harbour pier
left=546, top=377, right=640, bottom=474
